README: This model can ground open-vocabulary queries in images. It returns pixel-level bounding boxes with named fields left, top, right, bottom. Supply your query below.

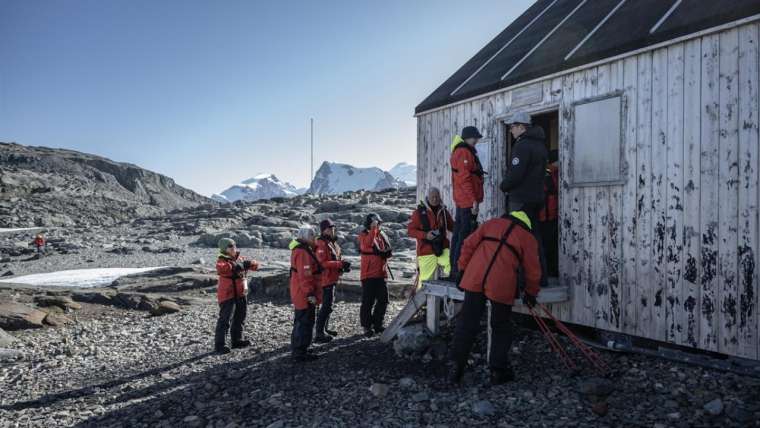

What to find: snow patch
left=389, top=162, right=417, bottom=186
left=0, top=228, right=44, bottom=234
left=0, top=267, right=166, bottom=288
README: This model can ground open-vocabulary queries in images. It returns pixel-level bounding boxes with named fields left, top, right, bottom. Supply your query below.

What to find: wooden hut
left=414, top=0, right=760, bottom=360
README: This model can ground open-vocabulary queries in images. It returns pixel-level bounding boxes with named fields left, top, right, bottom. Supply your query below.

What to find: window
left=571, top=93, right=624, bottom=185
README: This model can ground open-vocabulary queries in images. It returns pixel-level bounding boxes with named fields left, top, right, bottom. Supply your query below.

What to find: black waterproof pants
left=450, top=207, right=476, bottom=276
left=360, top=278, right=389, bottom=330
left=450, top=290, right=514, bottom=372
left=539, top=219, right=559, bottom=277
left=509, top=201, right=548, bottom=287
left=215, top=297, right=247, bottom=349
left=315, top=284, right=335, bottom=336
left=291, top=305, right=316, bottom=356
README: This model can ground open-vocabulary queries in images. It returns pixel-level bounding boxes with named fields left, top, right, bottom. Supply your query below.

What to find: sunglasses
left=227, top=244, right=236, bottom=249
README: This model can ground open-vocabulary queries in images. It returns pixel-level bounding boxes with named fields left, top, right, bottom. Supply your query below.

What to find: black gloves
left=233, top=262, right=245, bottom=275
left=381, top=249, right=393, bottom=259
left=341, top=260, right=352, bottom=273
left=522, top=293, right=537, bottom=308
left=242, top=260, right=253, bottom=270
left=455, top=270, right=465, bottom=291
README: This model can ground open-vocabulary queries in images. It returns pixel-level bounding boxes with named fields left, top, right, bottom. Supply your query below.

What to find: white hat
left=506, top=111, right=532, bottom=125
left=296, top=225, right=316, bottom=241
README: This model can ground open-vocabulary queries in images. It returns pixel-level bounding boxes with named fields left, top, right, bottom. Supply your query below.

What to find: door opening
left=504, top=109, right=560, bottom=285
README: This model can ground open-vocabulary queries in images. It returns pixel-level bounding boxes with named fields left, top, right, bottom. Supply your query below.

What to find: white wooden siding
left=416, top=22, right=760, bottom=360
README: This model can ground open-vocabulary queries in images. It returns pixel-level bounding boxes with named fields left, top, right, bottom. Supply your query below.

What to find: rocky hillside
left=0, top=143, right=214, bottom=227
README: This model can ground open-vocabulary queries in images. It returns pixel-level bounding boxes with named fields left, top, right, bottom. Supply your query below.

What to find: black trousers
left=450, top=290, right=514, bottom=372
left=292, top=305, right=316, bottom=356
left=539, top=219, right=559, bottom=277
left=315, top=284, right=335, bottom=335
left=509, top=201, right=548, bottom=287
left=215, top=297, right=247, bottom=348
left=450, top=207, right=476, bottom=276
left=360, top=278, right=389, bottom=330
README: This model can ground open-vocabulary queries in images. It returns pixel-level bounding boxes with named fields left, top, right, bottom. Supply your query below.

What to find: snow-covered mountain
left=388, top=162, right=417, bottom=186
left=307, top=162, right=407, bottom=195
left=212, top=174, right=301, bottom=203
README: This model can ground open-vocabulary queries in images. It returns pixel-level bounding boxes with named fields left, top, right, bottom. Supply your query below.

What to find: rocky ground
left=0, top=185, right=759, bottom=427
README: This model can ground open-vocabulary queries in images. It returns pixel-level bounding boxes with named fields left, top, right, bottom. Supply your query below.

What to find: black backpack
left=418, top=204, right=446, bottom=257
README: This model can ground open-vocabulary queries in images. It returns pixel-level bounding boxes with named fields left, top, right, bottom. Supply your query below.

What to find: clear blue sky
left=0, top=0, right=532, bottom=195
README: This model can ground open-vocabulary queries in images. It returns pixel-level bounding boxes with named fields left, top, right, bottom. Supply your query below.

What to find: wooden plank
left=699, top=34, right=721, bottom=352
left=737, top=23, right=759, bottom=360
left=636, top=51, right=654, bottom=339
left=559, top=73, right=578, bottom=324
left=718, top=28, right=740, bottom=356
left=380, top=291, right=427, bottom=343
left=666, top=43, right=685, bottom=345
left=607, top=59, right=625, bottom=332
left=735, top=23, right=760, bottom=359
left=592, top=64, right=610, bottom=329
left=426, top=294, right=440, bottom=335
left=570, top=70, right=589, bottom=327
left=651, top=47, right=669, bottom=342
left=621, top=56, right=639, bottom=334
left=682, top=38, right=702, bottom=348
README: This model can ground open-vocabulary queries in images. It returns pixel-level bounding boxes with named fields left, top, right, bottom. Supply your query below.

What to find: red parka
left=315, top=236, right=344, bottom=287
left=359, top=228, right=391, bottom=280
left=457, top=216, right=541, bottom=305
left=216, top=253, right=259, bottom=303
left=407, top=202, right=454, bottom=256
left=33, top=237, right=45, bottom=247
left=538, top=164, right=559, bottom=222
left=450, top=137, right=485, bottom=209
left=290, top=240, right=323, bottom=310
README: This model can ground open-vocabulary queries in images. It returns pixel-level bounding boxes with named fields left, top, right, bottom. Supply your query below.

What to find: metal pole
left=310, top=118, right=314, bottom=181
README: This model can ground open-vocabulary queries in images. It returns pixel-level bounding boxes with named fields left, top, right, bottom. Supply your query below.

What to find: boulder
left=393, top=325, right=431, bottom=357
left=0, top=327, right=18, bottom=347
left=43, top=312, right=73, bottom=327
left=0, top=302, right=47, bottom=330
left=71, top=290, right=116, bottom=306
left=34, top=295, right=82, bottom=311
left=704, top=398, right=724, bottom=416
left=369, top=383, right=389, bottom=398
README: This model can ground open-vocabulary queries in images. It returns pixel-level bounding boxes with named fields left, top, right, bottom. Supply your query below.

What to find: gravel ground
left=1, top=294, right=759, bottom=428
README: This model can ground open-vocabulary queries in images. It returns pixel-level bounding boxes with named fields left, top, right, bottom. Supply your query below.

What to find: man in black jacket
left=500, top=111, right=548, bottom=287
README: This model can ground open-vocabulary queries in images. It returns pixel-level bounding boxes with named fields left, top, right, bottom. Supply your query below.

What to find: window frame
left=568, top=91, right=627, bottom=187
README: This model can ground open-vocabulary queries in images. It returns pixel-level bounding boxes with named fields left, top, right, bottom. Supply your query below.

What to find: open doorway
left=504, top=109, right=560, bottom=284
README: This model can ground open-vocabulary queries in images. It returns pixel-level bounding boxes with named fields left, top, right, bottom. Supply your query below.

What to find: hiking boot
left=325, top=329, right=338, bottom=337
left=373, top=326, right=385, bottom=334
left=490, top=367, right=515, bottom=385
left=314, top=335, right=333, bottom=344
left=215, top=346, right=231, bottom=355
left=231, top=340, right=251, bottom=349
left=293, top=353, right=319, bottom=362
left=364, top=328, right=375, bottom=338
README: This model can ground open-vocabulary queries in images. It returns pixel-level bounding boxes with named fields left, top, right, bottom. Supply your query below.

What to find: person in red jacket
left=407, top=187, right=454, bottom=285
left=449, top=211, right=541, bottom=385
left=358, top=213, right=392, bottom=337
left=289, top=225, right=323, bottom=361
left=214, top=237, right=260, bottom=354
left=314, top=219, right=351, bottom=343
left=33, top=233, right=46, bottom=255
left=538, top=150, right=559, bottom=278
left=449, top=126, right=485, bottom=278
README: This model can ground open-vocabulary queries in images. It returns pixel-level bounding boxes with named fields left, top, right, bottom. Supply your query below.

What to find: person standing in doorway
left=500, top=112, right=549, bottom=287
left=538, top=149, right=560, bottom=278
left=449, top=126, right=485, bottom=278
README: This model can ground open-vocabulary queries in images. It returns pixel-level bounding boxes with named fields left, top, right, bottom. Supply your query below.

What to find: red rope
left=537, top=303, right=610, bottom=374
left=528, top=306, right=576, bottom=370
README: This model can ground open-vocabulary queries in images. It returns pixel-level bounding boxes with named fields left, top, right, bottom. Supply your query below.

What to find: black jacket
left=500, top=126, right=548, bottom=205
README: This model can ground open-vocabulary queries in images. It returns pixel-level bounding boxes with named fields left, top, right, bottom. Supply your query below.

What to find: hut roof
left=416, top=0, right=760, bottom=114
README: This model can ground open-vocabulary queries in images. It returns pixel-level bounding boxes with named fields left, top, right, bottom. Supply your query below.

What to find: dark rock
left=34, top=295, right=82, bottom=311
left=71, top=290, right=115, bottom=306
left=0, top=302, right=47, bottom=330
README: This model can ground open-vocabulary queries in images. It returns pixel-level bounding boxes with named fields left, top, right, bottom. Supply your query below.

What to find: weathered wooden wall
left=416, top=22, right=760, bottom=360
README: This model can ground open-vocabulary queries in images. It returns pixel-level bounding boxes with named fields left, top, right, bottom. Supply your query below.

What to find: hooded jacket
left=407, top=200, right=454, bottom=256
left=359, top=228, right=391, bottom=280
left=289, top=239, right=323, bottom=310
left=500, top=126, right=548, bottom=205
left=450, top=135, right=485, bottom=209
left=315, top=235, right=344, bottom=286
left=216, top=252, right=259, bottom=303
left=457, top=214, right=541, bottom=305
